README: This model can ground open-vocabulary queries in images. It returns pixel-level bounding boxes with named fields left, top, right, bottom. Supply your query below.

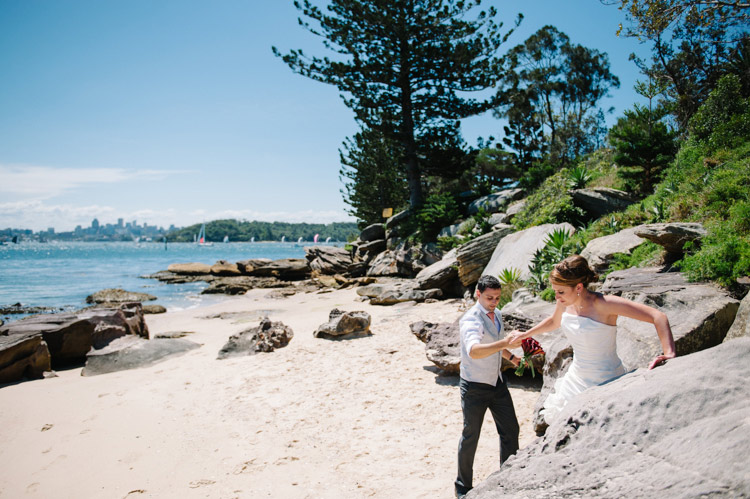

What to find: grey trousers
left=455, top=376, right=519, bottom=495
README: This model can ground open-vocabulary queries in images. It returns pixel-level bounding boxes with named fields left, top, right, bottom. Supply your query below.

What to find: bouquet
left=514, top=338, right=545, bottom=377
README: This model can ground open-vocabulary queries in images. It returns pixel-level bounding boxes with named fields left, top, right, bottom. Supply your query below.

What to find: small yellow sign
left=382, top=208, right=393, bottom=218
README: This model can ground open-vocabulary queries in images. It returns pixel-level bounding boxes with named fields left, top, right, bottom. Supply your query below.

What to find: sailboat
left=281, top=236, right=286, bottom=243
left=196, top=223, right=213, bottom=246
left=297, top=236, right=303, bottom=244
left=325, top=237, right=331, bottom=243
left=223, top=235, right=229, bottom=243
left=250, top=236, right=255, bottom=243
left=314, top=234, right=319, bottom=244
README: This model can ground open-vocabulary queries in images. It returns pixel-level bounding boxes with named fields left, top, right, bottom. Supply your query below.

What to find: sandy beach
left=0, top=287, right=541, bottom=499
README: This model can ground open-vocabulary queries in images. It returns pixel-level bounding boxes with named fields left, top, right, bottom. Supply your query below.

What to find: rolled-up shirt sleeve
left=460, top=314, right=484, bottom=354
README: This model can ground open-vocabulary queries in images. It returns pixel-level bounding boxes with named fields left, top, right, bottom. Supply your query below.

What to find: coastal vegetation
left=166, top=219, right=359, bottom=243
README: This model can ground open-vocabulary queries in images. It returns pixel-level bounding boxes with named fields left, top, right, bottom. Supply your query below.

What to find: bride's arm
left=508, top=301, right=565, bottom=343
left=601, top=295, right=676, bottom=369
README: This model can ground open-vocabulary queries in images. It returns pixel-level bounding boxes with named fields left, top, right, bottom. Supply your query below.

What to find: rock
left=456, top=226, right=514, bottom=286
left=357, top=281, right=443, bottom=305
left=580, top=227, right=645, bottom=273
left=236, top=258, right=272, bottom=274
left=470, top=339, right=750, bottom=498
left=167, top=262, right=212, bottom=275
left=251, top=259, right=311, bottom=280
left=505, top=199, right=526, bottom=219
left=467, top=188, right=525, bottom=215
left=85, top=288, right=157, bottom=304
left=0, top=303, right=63, bottom=315
left=600, top=267, right=739, bottom=371
left=409, top=320, right=461, bottom=373
left=487, top=213, right=508, bottom=226
left=570, top=187, right=635, bottom=218
left=415, top=249, right=459, bottom=291
left=483, top=223, right=576, bottom=282
left=366, top=241, right=432, bottom=278
left=357, top=239, right=387, bottom=259
left=210, top=260, right=241, bottom=276
left=0, top=303, right=148, bottom=369
left=217, top=318, right=294, bottom=358
left=0, top=333, right=51, bottom=383
left=360, top=223, right=385, bottom=242
left=142, top=304, right=167, bottom=314
left=724, top=292, right=750, bottom=342
left=314, top=309, right=372, bottom=339
left=81, top=335, right=200, bottom=376
left=143, top=270, right=216, bottom=285
left=634, top=222, right=708, bottom=254
left=305, top=246, right=353, bottom=275
left=439, top=222, right=462, bottom=238
left=385, top=209, right=411, bottom=230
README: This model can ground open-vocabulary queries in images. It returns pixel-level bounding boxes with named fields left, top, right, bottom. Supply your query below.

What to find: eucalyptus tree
left=273, top=0, right=519, bottom=210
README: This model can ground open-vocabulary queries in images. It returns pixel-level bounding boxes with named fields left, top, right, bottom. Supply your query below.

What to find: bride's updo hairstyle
left=549, top=255, right=598, bottom=288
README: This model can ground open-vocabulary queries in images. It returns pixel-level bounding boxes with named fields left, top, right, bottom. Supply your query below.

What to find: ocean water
left=0, top=240, right=340, bottom=322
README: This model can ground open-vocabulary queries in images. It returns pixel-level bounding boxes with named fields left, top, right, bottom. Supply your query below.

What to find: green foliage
left=567, top=166, right=592, bottom=189
left=513, top=168, right=585, bottom=229
left=539, top=287, right=556, bottom=302
left=526, top=228, right=582, bottom=294
left=416, top=193, right=461, bottom=242
left=497, top=267, right=523, bottom=286
left=606, top=241, right=662, bottom=274
left=167, top=220, right=358, bottom=243
left=679, top=224, right=750, bottom=287
left=688, top=74, right=750, bottom=152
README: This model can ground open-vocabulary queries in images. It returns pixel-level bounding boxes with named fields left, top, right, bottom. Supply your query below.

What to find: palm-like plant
left=567, top=166, right=592, bottom=189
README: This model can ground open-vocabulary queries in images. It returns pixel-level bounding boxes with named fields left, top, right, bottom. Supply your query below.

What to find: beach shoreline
left=0, top=287, right=541, bottom=499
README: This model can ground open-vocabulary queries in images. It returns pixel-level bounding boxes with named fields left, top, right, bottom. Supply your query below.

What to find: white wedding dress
left=541, top=312, right=626, bottom=424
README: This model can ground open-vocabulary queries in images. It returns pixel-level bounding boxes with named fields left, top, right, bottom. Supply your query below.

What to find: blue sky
left=0, top=0, right=649, bottom=232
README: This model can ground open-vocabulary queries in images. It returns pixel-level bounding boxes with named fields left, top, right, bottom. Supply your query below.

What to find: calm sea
left=0, top=240, right=341, bottom=322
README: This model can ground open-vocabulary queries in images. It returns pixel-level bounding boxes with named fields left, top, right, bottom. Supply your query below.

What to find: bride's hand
left=648, top=352, right=676, bottom=369
left=506, top=330, right=525, bottom=347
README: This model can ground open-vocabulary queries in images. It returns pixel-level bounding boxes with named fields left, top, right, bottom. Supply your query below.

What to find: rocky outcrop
left=305, top=246, right=353, bottom=275
left=313, top=309, right=372, bottom=339
left=469, top=339, right=750, bottom=498
left=142, top=304, right=167, bottom=314
left=0, top=333, right=51, bottom=383
left=366, top=241, right=439, bottom=278
left=724, top=292, right=750, bottom=342
left=409, top=320, right=461, bottom=373
left=210, top=260, right=242, bottom=276
left=456, top=226, right=514, bottom=287
left=217, top=318, right=294, bottom=358
left=85, top=288, right=157, bottom=304
left=82, top=335, right=200, bottom=376
left=580, top=227, right=645, bottom=273
left=250, top=259, right=311, bottom=280
left=359, top=223, right=385, bottom=242
left=634, top=222, right=707, bottom=254
left=483, top=223, right=576, bottom=282
left=570, top=187, right=635, bottom=218
left=167, top=262, right=212, bottom=275
left=236, top=258, right=272, bottom=274
left=467, top=188, right=525, bottom=215
left=0, top=303, right=148, bottom=368
left=357, top=280, right=442, bottom=305
left=415, top=249, right=459, bottom=291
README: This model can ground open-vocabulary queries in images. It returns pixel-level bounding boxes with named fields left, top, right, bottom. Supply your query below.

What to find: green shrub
left=679, top=224, right=750, bottom=287
left=689, top=74, right=750, bottom=152
left=416, top=193, right=461, bottom=241
left=567, top=166, right=592, bottom=189
left=513, top=169, right=585, bottom=229
left=525, top=228, right=582, bottom=294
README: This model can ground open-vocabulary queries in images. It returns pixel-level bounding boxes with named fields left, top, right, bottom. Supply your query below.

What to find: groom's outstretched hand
left=507, top=330, right=525, bottom=347
left=648, top=352, right=676, bottom=369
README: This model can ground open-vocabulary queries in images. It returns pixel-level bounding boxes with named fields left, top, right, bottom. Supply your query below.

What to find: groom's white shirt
left=459, top=301, right=504, bottom=385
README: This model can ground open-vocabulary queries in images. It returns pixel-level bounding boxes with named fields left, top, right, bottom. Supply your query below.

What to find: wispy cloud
left=0, top=164, right=184, bottom=201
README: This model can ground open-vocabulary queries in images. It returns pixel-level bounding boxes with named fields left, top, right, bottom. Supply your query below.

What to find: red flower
left=515, top=338, right=545, bottom=377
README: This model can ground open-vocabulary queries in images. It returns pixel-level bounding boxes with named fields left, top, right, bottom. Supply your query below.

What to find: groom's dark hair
left=476, top=274, right=502, bottom=292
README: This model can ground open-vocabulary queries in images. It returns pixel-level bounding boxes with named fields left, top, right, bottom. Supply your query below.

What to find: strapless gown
left=541, top=312, right=626, bottom=424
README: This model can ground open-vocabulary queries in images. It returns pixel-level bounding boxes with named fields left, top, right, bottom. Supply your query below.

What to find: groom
left=455, top=274, right=521, bottom=498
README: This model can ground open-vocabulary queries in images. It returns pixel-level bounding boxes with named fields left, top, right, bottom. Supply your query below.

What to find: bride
left=508, top=255, right=676, bottom=424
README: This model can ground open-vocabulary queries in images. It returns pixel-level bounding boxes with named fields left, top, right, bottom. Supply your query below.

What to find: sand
left=0, top=287, right=541, bottom=499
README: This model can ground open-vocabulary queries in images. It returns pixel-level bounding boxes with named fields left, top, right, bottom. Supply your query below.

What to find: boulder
left=85, top=288, right=157, bottom=304
left=82, top=335, right=200, bottom=376
left=580, top=227, right=645, bottom=273
left=360, top=223, right=385, bottom=242
left=0, top=333, right=51, bottom=383
left=201, top=276, right=290, bottom=295
left=251, top=259, right=311, bottom=280
left=470, top=339, right=750, bottom=498
left=357, top=281, right=442, bottom=305
left=385, top=209, right=411, bottom=230
left=366, top=250, right=402, bottom=277
left=724, top=292, right=750, bottom=342
left=217, top=318, right=294, bottom=358
left=409, top=320, right=461, bottom=373
left=236, top=258, right=272, bottom=274
left=482, top=223, right=576, bottom=282
left=439, top=222, right=462, bottom=238
left=167, top=262, right=212, bottom=275
left=0, top=303, right=62, bottom=315
left=210, top=260, right=242, bottom=276
left=456, top=226, right=514, bottom=287
left=467, top=188, right=525, bottom=215
left=415, top=249, right=459, bottom=291
left=487, top=213, right=508, bottom=226
left=142, top=304, right=167, bottom=314
left=570, top=187, right=635, bottom=218
left=505, top=199, right=526, bottom=220
left=313, top=309, right=372, bottom=339
left=366, top=241, right=433, bottom=278
left=305, top=245, right=353, bottom=275
left=358, top=239, right=387, bottom=259
left=634, top=222, right=708, bottom=254
left=0, top=303, right=148, bottom=368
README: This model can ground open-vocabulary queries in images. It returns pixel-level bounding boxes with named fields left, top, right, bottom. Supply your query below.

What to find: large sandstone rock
left=0, top=334, right=51, bottom=383
left=570, top=187, right=635, bottom=218
left=167, top=262, right=212, bottom=275
left=580, top=227, right=645, bottom=273
left=366, top=241, right=435, bottom=278
left=236, top=258, right=272, bottom=274
left=415, top=249, right=459, bottom=291
left=467, top=188, right=525, bottom=215
left=85, top=288, right=157, bottom=304
left=385, top=209, right=411, bottom=230
left=217, top=318, right=294, bottom=358
left=210, top=260, right=242, bottom=276
left=251, top=259, right=310, bottom=280
left=456, top=226, right=514, bottom=287
left=724, top=292, right=750, bottom=342
left=82, top=335, right=200, bottom=376
left=313, top=309, right=372, bottom=339
left=482, top=223, right=576, bottom=282
left=470, top=339, right=750, bottom=498
left=357, top=281, right=442, bottom=305
left=409, top=320, right=461, bottom=373
left=359, top=223, right=385, bottom=242
left=634, top=222, right=708, bottom=254
left=305, top=245, right=353, bottom=275
left=0, top=304, right=149, bottom=367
